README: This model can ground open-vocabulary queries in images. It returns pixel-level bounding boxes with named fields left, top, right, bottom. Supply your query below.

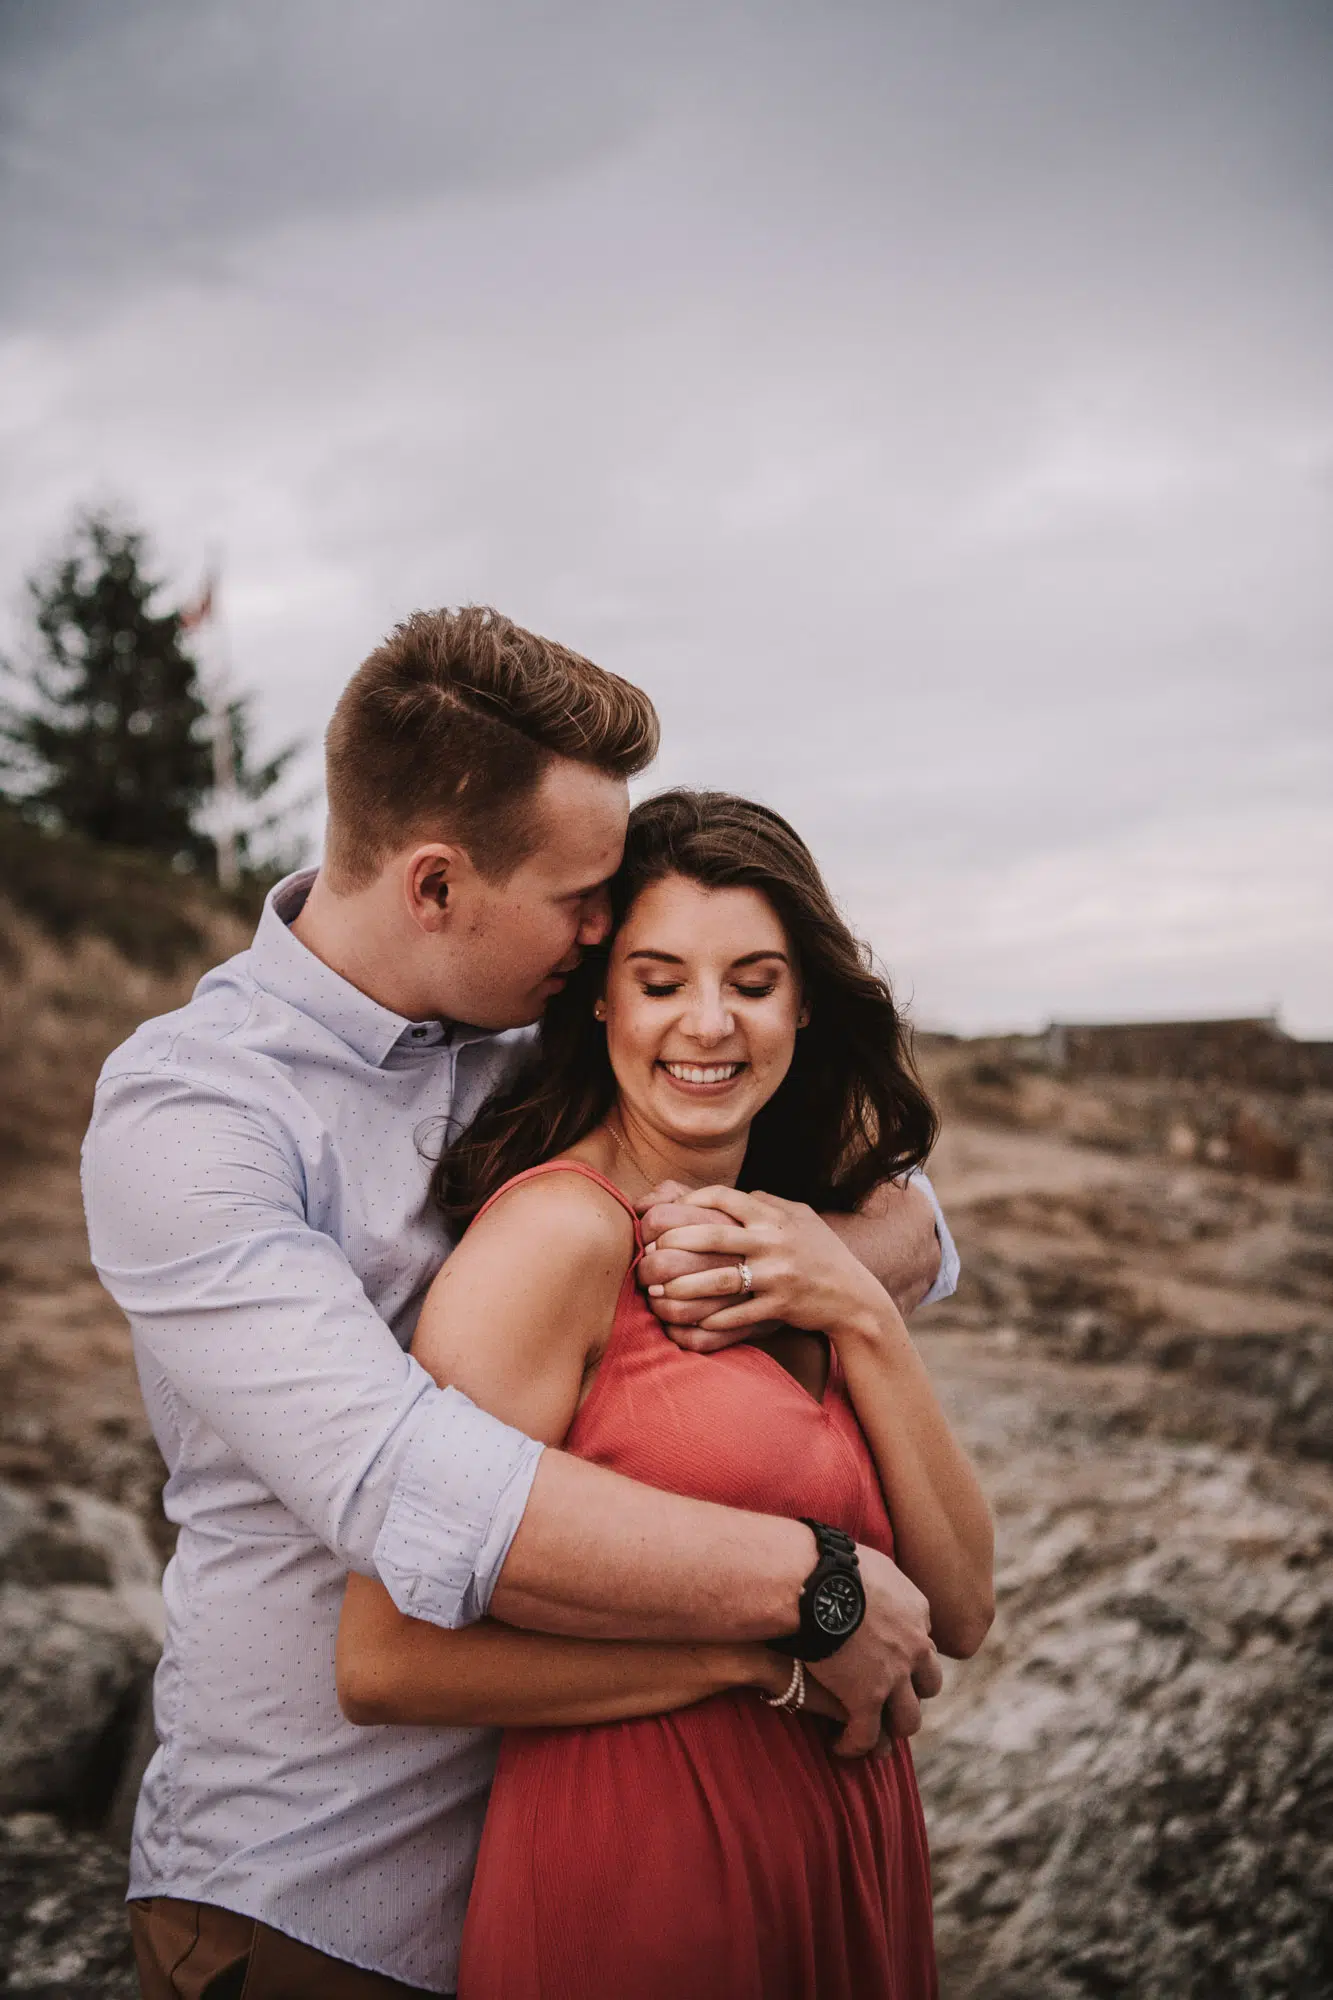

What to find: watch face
left=812, top=1570, right=864, bottom=1637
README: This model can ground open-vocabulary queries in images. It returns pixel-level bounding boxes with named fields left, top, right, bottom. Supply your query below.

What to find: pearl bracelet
left=762, top=1657, right=806, bottom=1712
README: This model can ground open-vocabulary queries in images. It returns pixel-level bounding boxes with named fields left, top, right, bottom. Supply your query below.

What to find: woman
left=337, top=790, right=993, bottom=1999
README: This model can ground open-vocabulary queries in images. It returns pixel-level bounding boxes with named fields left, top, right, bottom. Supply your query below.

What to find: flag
left=180, top=573, right=217, bottom=631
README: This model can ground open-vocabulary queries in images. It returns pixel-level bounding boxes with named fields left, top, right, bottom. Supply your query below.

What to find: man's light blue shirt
left=82, top=870, right=958, bottom=1991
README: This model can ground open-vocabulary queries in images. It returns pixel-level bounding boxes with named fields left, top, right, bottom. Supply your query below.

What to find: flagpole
left=182, top=564, right=240, bottom=892
left=208, top=617, right=240, bottom=893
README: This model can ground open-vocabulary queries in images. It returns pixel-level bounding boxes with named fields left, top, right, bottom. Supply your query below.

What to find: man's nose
left=578, top=890, right=613, bottom=946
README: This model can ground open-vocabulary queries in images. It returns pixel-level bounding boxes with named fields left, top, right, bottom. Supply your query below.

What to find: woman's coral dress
left=457, top=1163, right=937, bottom=2000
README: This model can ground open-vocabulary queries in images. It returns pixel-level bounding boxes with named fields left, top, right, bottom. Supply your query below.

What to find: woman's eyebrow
left=624, top=948, right=789, bottom=967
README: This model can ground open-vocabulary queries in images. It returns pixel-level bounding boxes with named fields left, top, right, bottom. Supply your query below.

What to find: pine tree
left=0, top=511, right=301, bottom=880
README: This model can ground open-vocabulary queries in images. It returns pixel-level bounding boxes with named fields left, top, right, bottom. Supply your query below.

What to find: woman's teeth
left=661, top=1062, right=744, bottom=1085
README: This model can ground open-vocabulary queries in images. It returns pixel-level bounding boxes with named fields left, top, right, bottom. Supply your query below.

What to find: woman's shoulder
left=414, top=1160, right=637, bottom=1435
left=464, top=1161, right=637, bottom=1278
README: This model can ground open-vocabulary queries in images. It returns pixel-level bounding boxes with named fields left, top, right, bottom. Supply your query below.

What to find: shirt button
left=411, top=1026, right=428, bottom=1040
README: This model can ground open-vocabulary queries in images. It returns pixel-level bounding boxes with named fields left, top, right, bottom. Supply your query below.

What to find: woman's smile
left=657, top=1058, right=749, bottom=1094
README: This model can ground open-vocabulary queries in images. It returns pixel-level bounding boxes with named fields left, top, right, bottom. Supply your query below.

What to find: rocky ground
left=912, top=1073, right=1333, bottom=1999
left=2, top=846, right=1330, bottom=1996
left=915, top=1330, right=1333, bottom=1997
left=0, top=1814, right=139, bottom=2000
left=0, top=1479, right=163, bottom=1998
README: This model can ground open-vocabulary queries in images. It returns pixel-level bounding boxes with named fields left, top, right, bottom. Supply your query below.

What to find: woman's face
left=602, top=872, right=806, bottom=1153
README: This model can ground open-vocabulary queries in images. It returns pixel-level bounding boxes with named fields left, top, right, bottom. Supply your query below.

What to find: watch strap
left=768, top=1517, right=866, bottom=1663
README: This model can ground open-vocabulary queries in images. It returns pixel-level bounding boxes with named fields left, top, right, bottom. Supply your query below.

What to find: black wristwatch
left=768, top=1518, right=866, bottom=1662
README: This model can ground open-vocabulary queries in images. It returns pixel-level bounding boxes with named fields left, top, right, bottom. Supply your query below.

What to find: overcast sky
left=2, top=0, right=1330, bottom=1033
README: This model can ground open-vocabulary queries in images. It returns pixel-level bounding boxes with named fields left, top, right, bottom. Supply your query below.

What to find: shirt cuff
left=910, top=1168, right=961, bottom=1307
left=372, top=1378, right=545, bottom=1629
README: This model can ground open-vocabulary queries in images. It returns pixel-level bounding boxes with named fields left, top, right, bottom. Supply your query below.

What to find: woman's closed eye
left=638, top=980, right=778, bottom=1000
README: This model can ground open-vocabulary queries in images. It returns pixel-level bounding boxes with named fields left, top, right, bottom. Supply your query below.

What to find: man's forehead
left=540, top=822, right=625, bottom=887
left=529, top=762, right=628, bottom=880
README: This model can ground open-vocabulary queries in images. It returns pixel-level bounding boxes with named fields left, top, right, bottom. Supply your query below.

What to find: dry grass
left=0, top=816, right=254, bottom=1171
left=0, top=820, right=252, bottom=1513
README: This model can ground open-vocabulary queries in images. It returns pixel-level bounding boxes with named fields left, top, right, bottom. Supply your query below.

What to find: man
left=84, top=607, right=959, bottom=1998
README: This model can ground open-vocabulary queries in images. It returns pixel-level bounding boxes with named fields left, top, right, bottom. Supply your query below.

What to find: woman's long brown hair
left=433, top=789, right=938, bottom=1227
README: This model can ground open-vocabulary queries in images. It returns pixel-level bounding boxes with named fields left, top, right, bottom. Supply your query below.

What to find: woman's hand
left=752, top=1649, right=849, bottom=1725
left=645, top=1185, right=893, bottom=1345
left=638, top=1183, right=781, bottom=1352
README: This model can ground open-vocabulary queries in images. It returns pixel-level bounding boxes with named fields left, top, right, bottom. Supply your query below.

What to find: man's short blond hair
left=323, top=606, right=659, bottom=889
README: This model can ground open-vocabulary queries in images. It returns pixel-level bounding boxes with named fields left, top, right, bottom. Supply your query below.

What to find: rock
left=926, top=1587, right=1333, bottom=1996
left=0, top=1483, right=162, bottom=1605
left=915, top=1334, right=1333, bottom=2000
left=1227, top=1107, right=1302, bottom=1182
left=0, top=1584, right=157, bottom=1817
left=0, top=1481, right=162, bottom=1820
left=0, top=1811, right=138, bottom=1998
left=103, top=1675, right=159, bottom=1855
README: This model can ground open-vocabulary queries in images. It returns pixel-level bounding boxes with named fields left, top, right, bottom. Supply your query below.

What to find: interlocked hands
left=638, top=1181, right=886, bottom=1350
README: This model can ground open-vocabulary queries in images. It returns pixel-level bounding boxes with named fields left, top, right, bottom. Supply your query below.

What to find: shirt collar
left=248, top=869, right=489, bottom=1069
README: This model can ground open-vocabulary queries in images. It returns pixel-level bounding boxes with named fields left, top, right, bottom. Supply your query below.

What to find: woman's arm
left=338, top=1170, right=840, bottom=1727
left=647, top=1187, right=995, bottom=1659
left=336, top=1574, right=823, bottom=1727
left=819, top=1299, right=994, bottom=1659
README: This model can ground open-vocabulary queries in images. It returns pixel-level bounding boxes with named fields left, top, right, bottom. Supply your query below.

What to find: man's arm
left=822, top=1176, right=946, bottom=1315
left=83, top=1067, right=938, bottom=1748
left=83, top=1067, right=543, bottom=1624
left=640, top=1169, right=960, bottom=1346
left=493, top=1458, right=942, bottom=1751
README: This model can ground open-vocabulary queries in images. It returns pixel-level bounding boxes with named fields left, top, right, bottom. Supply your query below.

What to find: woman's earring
left=593, top=1000, right=607, bottom=1022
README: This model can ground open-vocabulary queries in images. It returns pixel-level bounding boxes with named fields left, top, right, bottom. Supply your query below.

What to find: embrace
left=84, top=609, right=994, bottom=1999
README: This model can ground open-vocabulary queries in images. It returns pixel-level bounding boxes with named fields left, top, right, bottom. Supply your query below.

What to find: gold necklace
left=603, top=1113, right=740, bottom=1199
left=603, top=1114, right=663, bottom=1196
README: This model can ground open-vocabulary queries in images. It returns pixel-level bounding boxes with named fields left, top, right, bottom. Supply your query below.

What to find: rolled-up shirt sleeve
left=372, top=1395, right=541, bottom=1626
left=910, top=1168, right=961, bottom=1307
left=83, top=1067, right=543, bottom=1627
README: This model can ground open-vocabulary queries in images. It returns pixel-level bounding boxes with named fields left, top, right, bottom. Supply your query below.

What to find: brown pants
left=129, top=1898, right=450, bottom=2000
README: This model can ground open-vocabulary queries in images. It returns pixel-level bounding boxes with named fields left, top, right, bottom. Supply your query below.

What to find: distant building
left=1041, top=1017, right=1333, bottom=1094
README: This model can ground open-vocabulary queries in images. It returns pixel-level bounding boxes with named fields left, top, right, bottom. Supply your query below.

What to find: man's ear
left=404, top=844, right=462, bottom=932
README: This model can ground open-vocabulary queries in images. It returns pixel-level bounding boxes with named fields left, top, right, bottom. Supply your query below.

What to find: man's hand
left=637, top=1183, right=775, bottom=1351
left=807, top=1544, right=942, bottom=1756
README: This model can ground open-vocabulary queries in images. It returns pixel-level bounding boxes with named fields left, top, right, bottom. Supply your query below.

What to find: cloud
left=856, top=798, right=1333, bottom=1037
left=0, top=0, right=690, bottom=322
left=0, top=0, right=1329, bottom=1032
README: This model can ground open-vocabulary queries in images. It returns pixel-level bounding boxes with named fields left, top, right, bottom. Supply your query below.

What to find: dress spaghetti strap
left=470, top=1159, right=645, bottom=1257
